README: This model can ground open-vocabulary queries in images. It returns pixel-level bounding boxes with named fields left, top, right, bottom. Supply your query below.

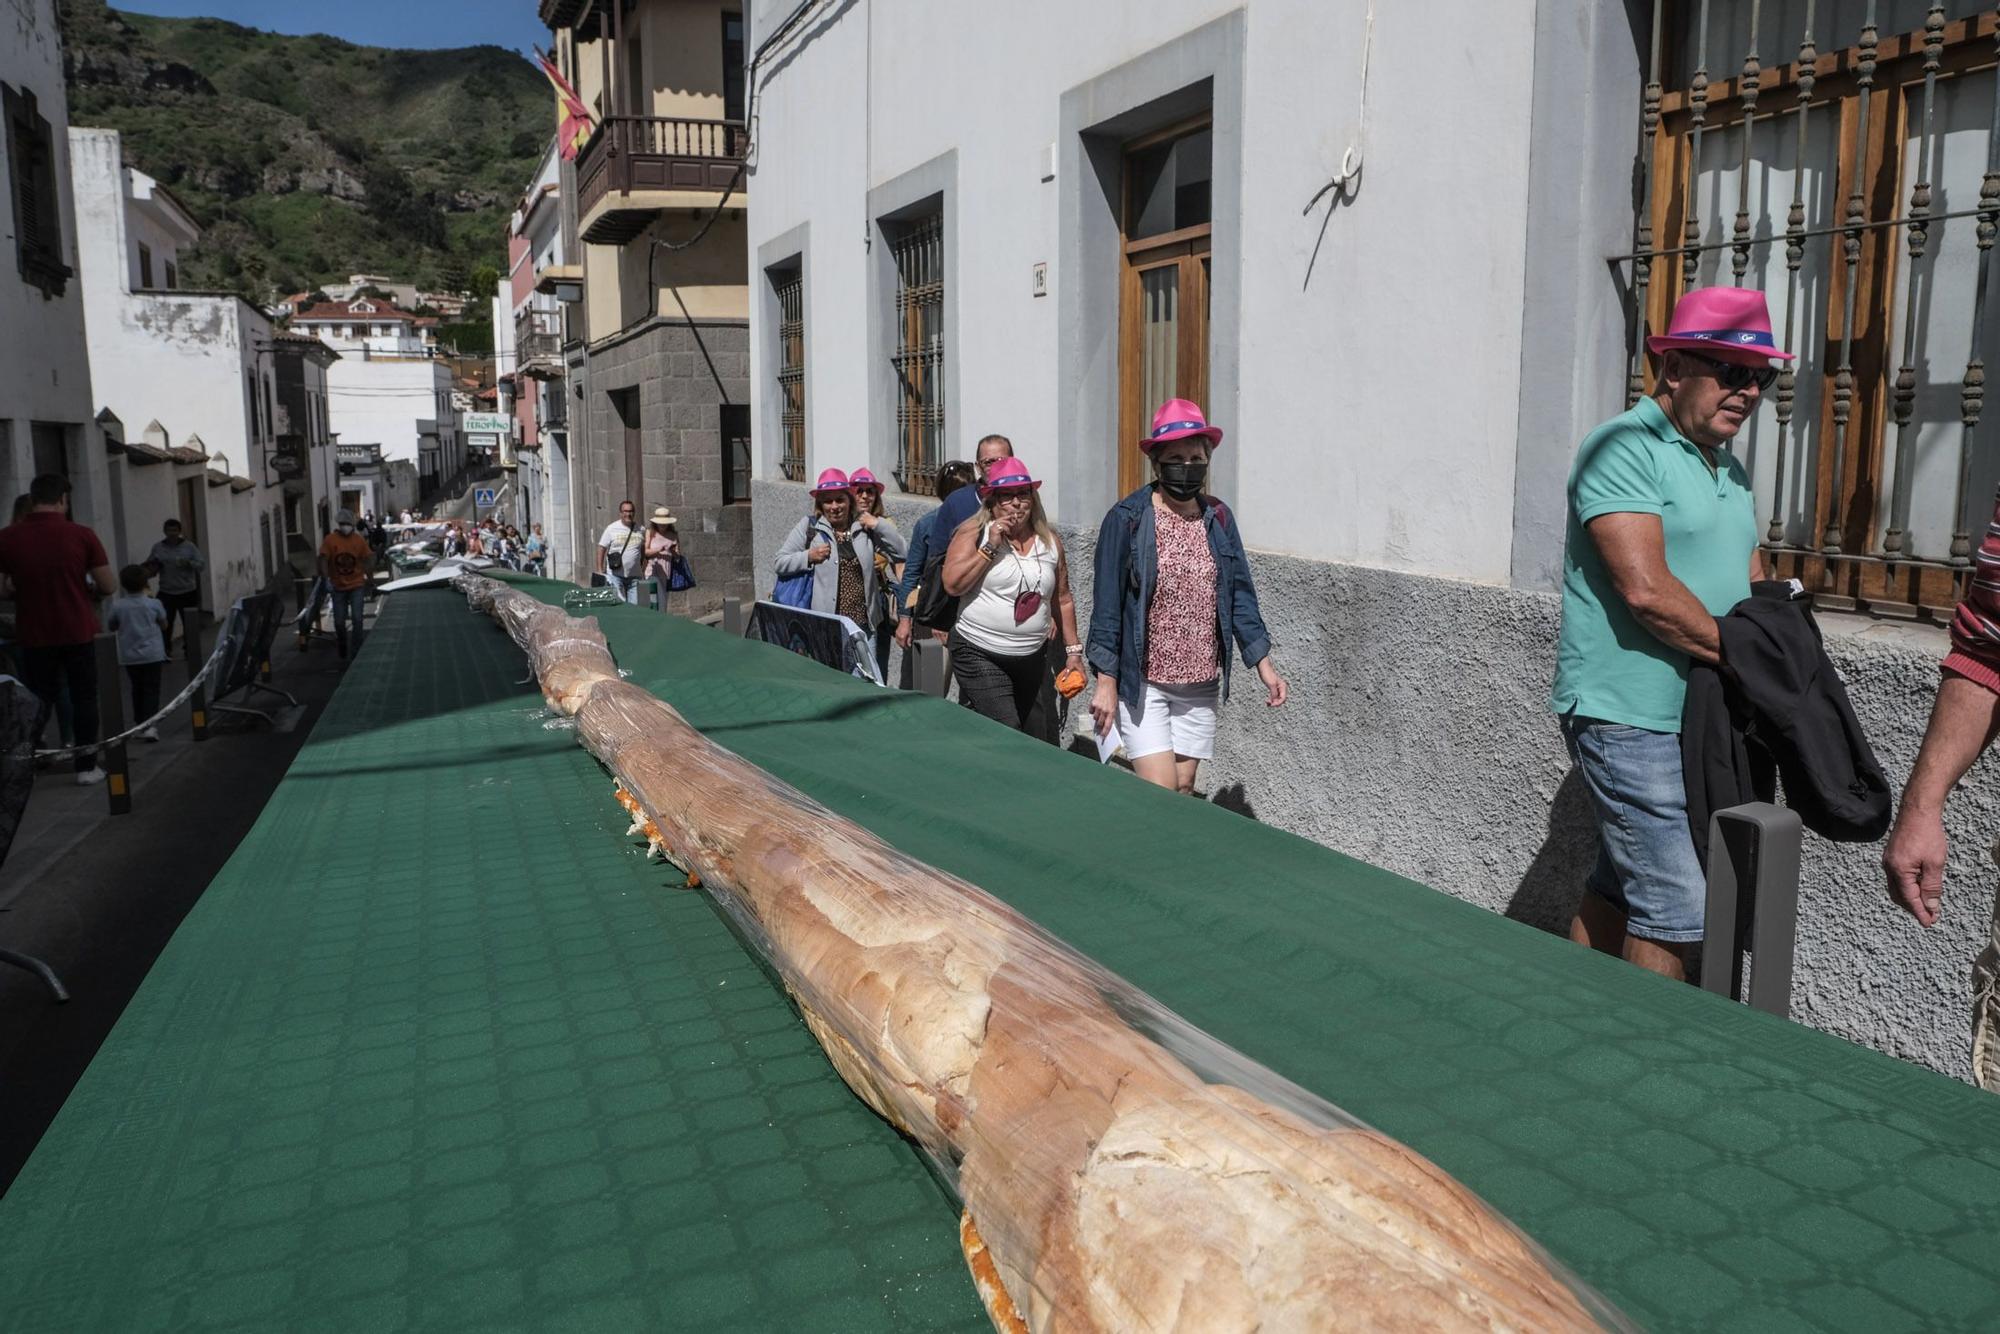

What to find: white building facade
left=1, top=0, right=104, bottom=530
left=747, top=0, right=2000, bottom=1080
left=70, top=126, right=288, bottom=611
left=505, top=137, right=575, bottom=579
left=292, top=297, right=461, bottom=505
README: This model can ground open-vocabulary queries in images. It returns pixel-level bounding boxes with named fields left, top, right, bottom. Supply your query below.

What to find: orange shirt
left=319, top=531, right=373, bottom=591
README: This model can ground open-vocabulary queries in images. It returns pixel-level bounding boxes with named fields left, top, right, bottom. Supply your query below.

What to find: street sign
left=463, top=412, right=512, bottom=436
left=474, top=487, right=498, bottom=509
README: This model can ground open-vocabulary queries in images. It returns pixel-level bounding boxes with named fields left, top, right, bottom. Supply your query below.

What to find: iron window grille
left=889, top=213, right=945, bottom=497
left=775, top=270, right=805, bottom=481
left=1621, top=1, right=2000, bottom=619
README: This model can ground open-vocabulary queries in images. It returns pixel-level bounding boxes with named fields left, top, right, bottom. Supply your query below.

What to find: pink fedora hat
left=978, top=457, right=1043, bottom=498
left=846, top=467, right=883, bottom=491
left=1646, top=286, right=1795, bottom=365
left=1142, top=398, right=1225, bottom=453
left=809, top=467, right=851, bottom=497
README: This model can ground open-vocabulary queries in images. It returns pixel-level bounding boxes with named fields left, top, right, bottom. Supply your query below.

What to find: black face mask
left=1157, top=460, right=1208, bottom=501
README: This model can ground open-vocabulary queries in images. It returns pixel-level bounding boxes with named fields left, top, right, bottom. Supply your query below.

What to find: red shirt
left=0, top=511, right=110, bottom=648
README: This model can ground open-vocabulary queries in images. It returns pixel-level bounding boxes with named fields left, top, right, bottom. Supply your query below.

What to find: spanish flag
left=535, top=48, right=595, bottom=161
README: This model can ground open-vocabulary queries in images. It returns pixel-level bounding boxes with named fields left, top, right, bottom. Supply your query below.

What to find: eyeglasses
left=1684, top=352, right=1779, bottom=393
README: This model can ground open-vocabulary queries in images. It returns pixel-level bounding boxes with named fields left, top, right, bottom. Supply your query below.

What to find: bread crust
left=461, top=578, right=1618, bottom=1334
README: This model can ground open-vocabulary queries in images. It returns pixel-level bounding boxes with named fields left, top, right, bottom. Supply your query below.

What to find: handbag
left=668, top=553, right=696, bottom=592
left=771, top=520, right=820, bottom=608
left=910, top=548, right=959, bottom=631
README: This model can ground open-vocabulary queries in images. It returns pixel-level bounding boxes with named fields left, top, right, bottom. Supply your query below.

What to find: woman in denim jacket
left=1086, top=399, right=1287, bottom=793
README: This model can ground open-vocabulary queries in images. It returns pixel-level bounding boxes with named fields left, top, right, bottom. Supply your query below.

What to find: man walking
left=1549, top=287, right=1785, bottom=981
left=147, top=517, right=205, bottom=658
left=596, top=499, right=643, bottom=604
left=1883, top=486, right=2000, bottom=1091
left=894, top=434, right=1014, bottom=649
left=317, top=507, right=373, bottom=659
left=0, top=474, right=116, bottom=785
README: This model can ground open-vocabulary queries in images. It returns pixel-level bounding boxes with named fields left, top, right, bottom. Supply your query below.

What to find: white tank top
left=953, top=534, right=1058, bottom=657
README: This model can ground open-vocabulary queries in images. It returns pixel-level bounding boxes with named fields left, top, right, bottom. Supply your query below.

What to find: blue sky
left=113, top=1, right=550, bottom=57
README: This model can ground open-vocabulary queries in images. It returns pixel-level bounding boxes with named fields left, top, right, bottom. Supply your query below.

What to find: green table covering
left=4, top=579, right=1999, bottom=1332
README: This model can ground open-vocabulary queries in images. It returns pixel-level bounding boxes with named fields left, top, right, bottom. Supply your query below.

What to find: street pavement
left=0, top=594, right=377, bottom=1193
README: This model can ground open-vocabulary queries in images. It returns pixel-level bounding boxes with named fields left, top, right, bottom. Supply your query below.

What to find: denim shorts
left=1561, top=714, right=1708, bottom=943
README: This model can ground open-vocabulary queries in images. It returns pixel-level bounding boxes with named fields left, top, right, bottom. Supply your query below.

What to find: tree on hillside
left=469, top=264, right=500, bottom=300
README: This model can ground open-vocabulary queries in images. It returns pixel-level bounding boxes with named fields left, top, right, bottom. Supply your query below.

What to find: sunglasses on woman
left=1684, top=351, right=1779, bottom=393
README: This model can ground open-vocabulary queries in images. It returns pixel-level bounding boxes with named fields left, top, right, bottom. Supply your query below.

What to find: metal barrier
left=210, top=593, right=297, bottom=727
left=912, top=639, right=949, bottom=697
left=93, top=633, right=130, bottom=815
left=1700, top=802, right=1804, bottom=1016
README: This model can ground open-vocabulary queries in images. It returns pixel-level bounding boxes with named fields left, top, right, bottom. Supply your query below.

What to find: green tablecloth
left=4, top=579, right=1999, bottom=1332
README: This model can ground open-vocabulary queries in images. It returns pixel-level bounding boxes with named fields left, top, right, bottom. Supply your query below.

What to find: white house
left=502, top=135, right=575, bottom=578
left=70, top=126, right=287, bottom=612
left=292, top=296, right=461, bottom=504
left=1, top=0, right=104, bottom=529
left=745, top=0, right=2000, bottom=1081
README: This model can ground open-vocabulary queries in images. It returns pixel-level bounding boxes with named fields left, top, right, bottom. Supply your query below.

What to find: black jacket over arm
left=1682, top=582, right=1892, bottom=866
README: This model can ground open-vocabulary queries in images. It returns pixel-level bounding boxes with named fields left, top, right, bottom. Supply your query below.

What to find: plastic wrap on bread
left=453, top=575, right=1633, bottom=1333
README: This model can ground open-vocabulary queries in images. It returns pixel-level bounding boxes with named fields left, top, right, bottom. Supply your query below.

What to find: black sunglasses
left=1683, top=351, right=1779, bottom=393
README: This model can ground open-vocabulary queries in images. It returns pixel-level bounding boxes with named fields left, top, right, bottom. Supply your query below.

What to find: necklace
left=1009, top=538, right=1043, bottom=624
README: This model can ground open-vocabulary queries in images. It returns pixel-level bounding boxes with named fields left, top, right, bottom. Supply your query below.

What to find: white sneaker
left=75, top=767, right=107, bottom=786
left=139, top=727, right=160, bottom=743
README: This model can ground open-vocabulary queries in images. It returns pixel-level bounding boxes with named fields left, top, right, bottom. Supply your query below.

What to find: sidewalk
left=0, top=597, right=376, bottom=1189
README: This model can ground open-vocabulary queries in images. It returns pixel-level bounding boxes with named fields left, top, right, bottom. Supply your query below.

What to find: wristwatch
left=978, top=542, right=999, bottom=560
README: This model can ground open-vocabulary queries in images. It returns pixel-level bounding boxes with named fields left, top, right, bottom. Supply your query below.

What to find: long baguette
left=459, top=577, right=1626, bottom=1333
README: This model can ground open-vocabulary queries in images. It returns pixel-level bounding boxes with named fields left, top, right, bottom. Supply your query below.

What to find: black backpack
left=910, top=547, right=958, bottom=631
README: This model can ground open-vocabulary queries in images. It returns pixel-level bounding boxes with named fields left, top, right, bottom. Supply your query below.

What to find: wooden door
left=1117, top=116, right=1213, bottom=496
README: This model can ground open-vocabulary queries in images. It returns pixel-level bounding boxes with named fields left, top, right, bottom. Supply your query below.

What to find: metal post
left=93, top=633, right=130, bottom=814
left=722, top=596, right=744, bottom=635
left=1824, top=2, right=1880, bottom=556
left=187, top=618, right=209, bottom=742
left=1626, top=0, right=1664, bottom=408
left=1730, top=0, right=1762, bottom=285
left=912, top=638, right=948, bottom=698
left=1882, top=5, right=1948, bottom=560
left=1952, top=18, right=2000, bottom=565
left=1701, top=802, right=1804, bottom=1015
left=1680, top=0, right=1711, bottom=286
left=1769, top=2, right=1817, bottom=545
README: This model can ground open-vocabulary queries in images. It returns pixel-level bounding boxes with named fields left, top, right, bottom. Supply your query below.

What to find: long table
left=3, top=581, right=1998, bottom=1332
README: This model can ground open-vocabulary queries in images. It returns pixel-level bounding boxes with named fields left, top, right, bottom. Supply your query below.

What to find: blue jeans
left=605, top=571, right=641, bottom=605
left=1562, top=714, right=1707, bottom=943
left=331, top=586, right=367, bottom=652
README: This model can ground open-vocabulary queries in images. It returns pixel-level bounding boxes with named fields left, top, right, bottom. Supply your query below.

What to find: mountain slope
left=58, top=0, right=548, bottom=302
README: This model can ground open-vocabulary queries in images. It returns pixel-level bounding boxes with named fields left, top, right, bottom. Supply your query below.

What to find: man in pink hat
left=1549, top=286, right=1787, bottom=982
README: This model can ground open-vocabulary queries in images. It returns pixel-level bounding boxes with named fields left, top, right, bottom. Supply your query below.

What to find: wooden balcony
left=576, top=115, right=747, bottom=245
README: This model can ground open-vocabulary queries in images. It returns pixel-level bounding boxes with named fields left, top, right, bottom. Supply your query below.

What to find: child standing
left=105, top=565, right=169, bottom=742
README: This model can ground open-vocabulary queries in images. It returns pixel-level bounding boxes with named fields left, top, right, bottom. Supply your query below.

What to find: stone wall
left=755, top=476, right=1999, bottom=1081
left=582, top=318, right=755, bottom=619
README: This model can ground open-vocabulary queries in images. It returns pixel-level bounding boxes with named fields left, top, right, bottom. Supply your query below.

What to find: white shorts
left=1117, top=680, right=1220, bottom=761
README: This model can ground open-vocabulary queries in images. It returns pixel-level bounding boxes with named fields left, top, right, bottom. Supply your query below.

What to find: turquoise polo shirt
left=1549, top=395, right=1756, bottom=733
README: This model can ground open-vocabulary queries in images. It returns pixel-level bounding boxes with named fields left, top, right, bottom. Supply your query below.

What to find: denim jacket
left=1086, top=484, right=1272, bottom=711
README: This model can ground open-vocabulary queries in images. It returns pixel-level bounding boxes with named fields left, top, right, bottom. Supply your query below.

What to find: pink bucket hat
left=1142, top=398, right=1225, bottom=453
left=809, top=467, right=851, bottom=497
left=979, top=457, right=1043, bottom=498
left=847, top=467, right=883, bottom=491
left=1646, top=286, right=1795, bottom=365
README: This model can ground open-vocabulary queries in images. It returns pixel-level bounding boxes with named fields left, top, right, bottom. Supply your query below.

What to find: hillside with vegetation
left=58, top=0, right=548, bottom=305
